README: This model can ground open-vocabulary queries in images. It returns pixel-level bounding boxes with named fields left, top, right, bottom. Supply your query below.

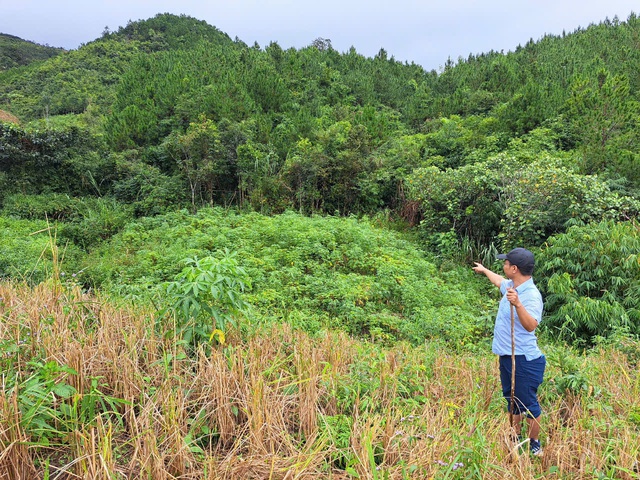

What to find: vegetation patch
left=0, top=281, right=638, bottom=478
left=1, top=11, right=640, bottom=477
left=85, top=208, right=492, bottom=345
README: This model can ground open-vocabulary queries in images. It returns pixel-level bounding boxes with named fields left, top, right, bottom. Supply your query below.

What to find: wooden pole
left=510, top=303, right=516, bottom=429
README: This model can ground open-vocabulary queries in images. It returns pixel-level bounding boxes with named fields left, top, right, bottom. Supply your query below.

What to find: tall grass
left=0, top=281, right=638, bottom=479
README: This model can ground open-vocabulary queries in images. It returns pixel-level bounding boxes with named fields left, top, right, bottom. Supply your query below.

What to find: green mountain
left=0, top=12, right=638, bottom=222
left=0, top=33, right=64, bottom=71
left=0, top=14, right=234, bottom=121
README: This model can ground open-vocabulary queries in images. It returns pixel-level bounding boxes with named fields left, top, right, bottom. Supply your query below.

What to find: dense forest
left=2, top=12, right=640, bottom=478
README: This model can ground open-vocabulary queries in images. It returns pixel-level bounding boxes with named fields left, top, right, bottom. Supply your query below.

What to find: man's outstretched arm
left=472, top=262, right=505, bottom=288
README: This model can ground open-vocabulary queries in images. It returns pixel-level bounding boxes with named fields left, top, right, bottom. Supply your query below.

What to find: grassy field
left=1, top=280, right=639, bottom=479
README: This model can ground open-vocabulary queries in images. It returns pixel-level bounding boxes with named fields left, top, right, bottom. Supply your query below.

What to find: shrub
left=537, top=220, right=640, bottom=345
left=0, top=216, right=83, bottom=284
left=161, top=251, right=251, bottom=349
left=407, top=161, right=503, bottom=248
left=1, top=194, right=132, bottom=253
left=84, top=208, right=489, bottom=345
left=2, top=193, right=77, bottom=220
left=499, top=157, right=639, bottom=247
left=408, top=153, right=638, bottom=250
left=58, top=197, right=133, bottom=250
left=111, top=153, right=188, bottom=216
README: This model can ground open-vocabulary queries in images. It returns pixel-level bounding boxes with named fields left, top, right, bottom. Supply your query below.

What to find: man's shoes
left=529, top=439, right=543, bottom=457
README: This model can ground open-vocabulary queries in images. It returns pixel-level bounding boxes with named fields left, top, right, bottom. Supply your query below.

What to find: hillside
left=0, top=12, right=639, bottom=345
left=0, top=108, right=19, bottom=124
left=0, top=15, right=234, bottom=123
left=0, top=33, right=64, bottom=70
left=1, top=12, right=640, bottom=478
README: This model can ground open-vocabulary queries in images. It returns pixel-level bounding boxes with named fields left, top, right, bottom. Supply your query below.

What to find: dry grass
left=0, top=280, right=638, bottom=479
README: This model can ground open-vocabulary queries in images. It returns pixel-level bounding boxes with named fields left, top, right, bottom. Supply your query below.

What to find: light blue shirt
left=492, top=278, right=543, bottom=361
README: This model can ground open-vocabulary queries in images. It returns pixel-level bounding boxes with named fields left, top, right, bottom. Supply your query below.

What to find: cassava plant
left=537, top=219, right=640, bottom=345
left=161, top=249, right=251, bottom=349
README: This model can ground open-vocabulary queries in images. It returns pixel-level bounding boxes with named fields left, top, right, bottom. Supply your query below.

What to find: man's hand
left=506, top=287, right=522, bottom=308
left=472, top=262, right=486, bottom=274
left=507, top=287, right=538, bottom=331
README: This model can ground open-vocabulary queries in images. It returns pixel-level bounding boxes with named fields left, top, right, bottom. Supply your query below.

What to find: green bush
left=537, top=220, right=640, bottom=345
left=1, top=194, right=132, bottom=251
left=499, top=157, right=639, bottom=247
left=0, top=122, right=105, bottom=197
left=2, top=193, right=77, bottom=220
left=84, top=208, right=490, bottom=344
left=111, top=154, right=188, bottom=216
left=407, top=161, right=503, bottom=248
left=408, top=152, right=638, bottom=250
left=0, top=216, right=83, bottom=283
left=58, top=197, right=133, bottom=250
left=161, top=251, right=251, bottom=349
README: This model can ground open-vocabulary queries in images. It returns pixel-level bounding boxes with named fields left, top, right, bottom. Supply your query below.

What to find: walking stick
left=509, top=303, right=516, bottom=429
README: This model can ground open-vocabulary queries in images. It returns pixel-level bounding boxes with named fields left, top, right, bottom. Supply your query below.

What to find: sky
left=1, top=1, right=638, bottom=71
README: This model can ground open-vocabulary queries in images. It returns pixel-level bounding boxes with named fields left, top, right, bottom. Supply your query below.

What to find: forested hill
left=0, top=12, right=638, bottom=219
left=0, top=33, right=65, bottom=70
left=428, top=14, right=640, bottom=117
left=2, top=13, right=639, bottom=135
left=104, top=13, right=234, bottom=48
left=1, top=12, right=640, bottom=345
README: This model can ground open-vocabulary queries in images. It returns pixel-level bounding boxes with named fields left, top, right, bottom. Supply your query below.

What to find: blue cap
left=497, top=247, right=534, bottom=274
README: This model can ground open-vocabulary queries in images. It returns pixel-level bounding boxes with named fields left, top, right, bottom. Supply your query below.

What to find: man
left=473, top=247, right=545, bottom=456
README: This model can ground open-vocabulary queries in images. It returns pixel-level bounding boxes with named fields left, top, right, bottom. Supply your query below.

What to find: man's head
left=497, top=247, right=535, bottom=276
